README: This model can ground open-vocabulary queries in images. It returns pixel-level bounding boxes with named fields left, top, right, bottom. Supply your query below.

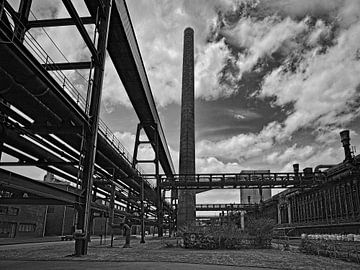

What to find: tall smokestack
left=293, top=163, right=299, bottom=177
left=340, top=130, right=352, bottom=162
left=177, top=27, right=196, bottom=230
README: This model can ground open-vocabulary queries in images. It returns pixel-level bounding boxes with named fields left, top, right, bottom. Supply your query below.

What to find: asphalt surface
left=0, top=260, right=277, bottom=270
left=0, top=240, right=73, bottom=251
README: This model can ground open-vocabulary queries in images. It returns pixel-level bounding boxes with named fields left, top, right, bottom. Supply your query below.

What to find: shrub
left=181, top=220, right=274, bottom=249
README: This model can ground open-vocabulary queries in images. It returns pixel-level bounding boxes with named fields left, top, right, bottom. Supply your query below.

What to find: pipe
left=314, top=165, right=336, bottom=172
left=0, top=69, right=14, bottom=94
left=293, top=164, right=299, bottom=177
left=340, top=130, right=352, bottom=162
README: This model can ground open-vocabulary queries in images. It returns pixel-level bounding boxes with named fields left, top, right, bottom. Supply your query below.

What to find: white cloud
left=197, top=121, right=284, bottom=161
left=226, top=109, right=261, bottom=120
left=223, top=16, right=308, bottom=77
left=126, top=0, right=241, bottom=106
left=196, top=156, right=247, bottom=173
left=260, top=0, right=344, bottom=20
left=280, top=147, right=343, bottom=172
left=101, top=59, right=131, bottom=111
left=266, top=144, right=314, bottom=165
left=306, top=20, right=332, bottom=47
left=24, top=1, right=130, bottom=111
left=195, top=39, right=233, bottom=99
left=260, top=21, right=360, bottom=136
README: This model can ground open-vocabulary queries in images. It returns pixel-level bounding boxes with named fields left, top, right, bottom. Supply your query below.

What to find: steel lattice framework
left=0, top=0, right=174, bottom=255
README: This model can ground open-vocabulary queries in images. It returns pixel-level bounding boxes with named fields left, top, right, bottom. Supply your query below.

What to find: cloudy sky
left=5, top=0, right=360, bottom=204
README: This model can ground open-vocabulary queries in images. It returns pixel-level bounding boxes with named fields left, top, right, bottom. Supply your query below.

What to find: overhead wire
left=29, top=10, right=90, bottom=83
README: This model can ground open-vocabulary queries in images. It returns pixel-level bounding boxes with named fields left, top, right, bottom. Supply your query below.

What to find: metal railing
left=196, top=203, right=258, bottom=211
left=151, top=172, right=326, bottom=189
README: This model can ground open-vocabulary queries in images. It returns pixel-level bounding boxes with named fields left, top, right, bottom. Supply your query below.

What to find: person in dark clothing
left=123, top=218, right=131, bottom=248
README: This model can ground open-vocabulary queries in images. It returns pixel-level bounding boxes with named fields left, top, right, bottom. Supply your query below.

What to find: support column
left=240, top=211, right=245, bottom=230
left=155, top=135, right=163, bottom=237
left=133, top=123, right=162, bottom=238
left=0, top=100, right=10, bottom=161
left=342, top=184, right=349, bottom=219
left=310, top=194, right=317, bottom=221
left=309, top=194, right=313, bottom=221
left=303, top=195, right=307, bottom=223
left=348, top=182, right=355, bottom=219
left=323, top=190, right=328, bottom=223
left=140, top=175, right=145, bottom=243
left=296, top=196, right=300, bottom=223
left=337, top=185, right=343, bottom=219
left=277, top=203, right=281, bottom=224
left=74, top=0, right=112, bottom=256
left=287, top=200, right=292, bottom=224
left=333, top=186, right=338, bottom=219
left=319, top=191, right=324, bottom=222
left=306, top=194, right=310, bottom=222
left=302, top=196, right=306, bottom=222
left=328, top=188, right=333, bottom=222
left=315, top=193, right=319, bottom=221
left=355, top=180, right=360, bottom=217
left=318, top=191, right=322, bottom=221
left=109, top=183, right=115, bottom=247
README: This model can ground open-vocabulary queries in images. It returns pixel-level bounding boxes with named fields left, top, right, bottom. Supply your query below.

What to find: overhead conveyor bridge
left=0, top=0, right=175, bottom=255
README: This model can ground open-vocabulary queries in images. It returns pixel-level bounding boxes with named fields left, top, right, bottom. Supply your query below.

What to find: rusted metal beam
left=27, top=16, right=95, bottom=28
left=42, top=61, right=92, bottom=71
left=0, top=161, right=77, bottom=166
left=0, top=198, right=68, bottom=205
left=61, top=0, right=99, bottom=65
left=74, top=0, right=112, bottom=256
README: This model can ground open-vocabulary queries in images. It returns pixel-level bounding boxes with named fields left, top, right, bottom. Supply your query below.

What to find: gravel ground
left=0, top=237, right=359, bottom=270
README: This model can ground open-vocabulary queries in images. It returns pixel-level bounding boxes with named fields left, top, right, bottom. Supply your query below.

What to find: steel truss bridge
left=147, top=172, right=326, bottom=190
left=196, top=203, right=258, bottom=211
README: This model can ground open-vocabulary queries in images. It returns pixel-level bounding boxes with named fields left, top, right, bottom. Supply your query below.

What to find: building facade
left=0, top=204, right=47, bottom=238
left=256, top=131, right=360, bottom=235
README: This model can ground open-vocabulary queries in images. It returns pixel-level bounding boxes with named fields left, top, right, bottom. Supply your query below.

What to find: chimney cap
left=184, top=27, right=194, bottom=34
left=340, top=130, right=350, bottom=142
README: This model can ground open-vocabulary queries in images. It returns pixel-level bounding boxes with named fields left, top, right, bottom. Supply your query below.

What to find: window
left=18, top=223, right=36, bottom=232
left=0, top=207, right=19, bottom=216
left=0, top=206, right=7, bottom=215
left=47, top=206, right=55, bottom=213
left=7, top=207, right=19, bottom=216
left=0, top=222, right=11, bottom=234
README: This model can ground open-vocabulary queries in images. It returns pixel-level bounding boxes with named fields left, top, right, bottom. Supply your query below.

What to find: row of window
left=0, top=206, right=19, bottom=216
left=18, top=223, right=36, bottom=232
left=0, top=222, right=35, bottom=233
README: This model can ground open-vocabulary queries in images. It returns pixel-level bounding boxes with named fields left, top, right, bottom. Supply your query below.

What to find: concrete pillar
left=277, top=204, right=281, bottom=224
left=355, top=181, right=360, bottom=217
left=328, top=188, right=333, bottom=221
left=240, top=211, right=245, bottom=230
left=177, top=27, right=196, bottom=230
left=342, top=184, right=349, bottom=219
left=287, top=201, right=291, bottom=224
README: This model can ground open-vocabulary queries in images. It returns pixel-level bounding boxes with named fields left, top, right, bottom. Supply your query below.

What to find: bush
left=182, top=220, right=274, bottom=249
left=300, top=238, right=360, bottom=264
left=246, top=217, right=275, bottom=239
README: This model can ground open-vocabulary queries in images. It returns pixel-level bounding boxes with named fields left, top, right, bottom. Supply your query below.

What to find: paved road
left=0, top=240, right=73, bottom=251
left=0, top=237, right=111, bottom=250
left=0, top=260, right=277, bottom=270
